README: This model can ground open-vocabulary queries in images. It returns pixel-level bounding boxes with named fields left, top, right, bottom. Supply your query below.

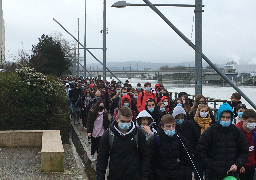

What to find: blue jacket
left=216, top=103, right=234, bottom=123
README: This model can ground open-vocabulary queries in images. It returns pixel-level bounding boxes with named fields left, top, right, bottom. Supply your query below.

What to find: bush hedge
left=0, top=67, right=70, bottom=144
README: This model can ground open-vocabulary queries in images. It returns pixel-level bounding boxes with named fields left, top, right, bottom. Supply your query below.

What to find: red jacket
left=113, top=95, right=134, bottom=121
left=136, top=90, right=157, bottom=113
left=235, top=121, right=256, bottom=167
left=160, top=96, right=171, bottom=113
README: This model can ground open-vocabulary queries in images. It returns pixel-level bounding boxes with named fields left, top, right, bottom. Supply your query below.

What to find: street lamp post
left=84, top=0, right=87, bottom=78
left=195, top=0, right=203, bottom=95
left=103, top=0, right=107, bottom=82
left=112, top=0, right=202, bottom=95
left=112, top=0, right=256, bottom=110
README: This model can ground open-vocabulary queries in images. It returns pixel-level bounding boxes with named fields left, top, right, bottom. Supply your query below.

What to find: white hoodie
left=136, top=110, right=156, bottom=140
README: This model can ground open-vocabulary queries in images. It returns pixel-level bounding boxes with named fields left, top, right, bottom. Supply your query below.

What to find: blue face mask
left=134, top=95, right=138, bottom=99
left=146, top=87, right=151, bottom=91
left=137, top=87, right=141, bottom=90
left=238, top=112, right=243, bottom=118
left=160, top=108, right=165, bottom=112
left=176, top=119, right=184, bottom=125
left=119, top=122, right=131, bottom=130
left=117, top=89, right=121, bottom=93
left=148, top=108, right=154, bottom=113
left=220, top=120, right=231, bottom=127
left=177, top=103, right=183, bottom=107
left=123, top=103, right=129, bottom=107
left=122, top=93, right=127, bottom=96
left=165, top=129, right=176, bottom=137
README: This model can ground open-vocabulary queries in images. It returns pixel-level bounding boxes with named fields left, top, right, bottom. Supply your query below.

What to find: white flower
left=27, top=82, right=30, bottom=85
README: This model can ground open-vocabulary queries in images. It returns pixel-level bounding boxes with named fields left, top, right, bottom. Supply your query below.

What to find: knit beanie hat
left=172, top=106, right=186, bottom=117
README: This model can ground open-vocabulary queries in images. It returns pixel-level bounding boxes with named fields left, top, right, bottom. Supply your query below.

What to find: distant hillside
left=86, top=61, right=224, bottom=71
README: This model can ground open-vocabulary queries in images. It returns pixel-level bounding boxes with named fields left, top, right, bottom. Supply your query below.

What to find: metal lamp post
left=112, top=0, right=202, bottom=95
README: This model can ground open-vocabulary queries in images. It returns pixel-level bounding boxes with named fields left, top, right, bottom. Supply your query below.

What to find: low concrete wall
left=0, top=130, right=64, bottom=172
left=41, top=130, right=64, bottom=172
left=0, top=130, right=43, bottom=147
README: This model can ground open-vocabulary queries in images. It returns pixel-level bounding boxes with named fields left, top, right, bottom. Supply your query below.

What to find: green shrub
left=0, top=67, right=70, bottom=144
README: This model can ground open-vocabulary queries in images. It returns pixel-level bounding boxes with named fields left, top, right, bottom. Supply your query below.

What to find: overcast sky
left=3, top=0, right=256, bottom=65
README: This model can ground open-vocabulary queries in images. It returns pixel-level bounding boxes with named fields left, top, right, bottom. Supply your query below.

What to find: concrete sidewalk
left=71, top=120, right=97, bottom=169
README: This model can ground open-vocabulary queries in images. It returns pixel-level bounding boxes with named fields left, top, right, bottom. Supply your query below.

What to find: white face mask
left=164, top=102, right=168, bottom=106
left=246, top=123, right=256, bottom=130
left=200, top=112, right=208, bottom=118
left=183, top=100, right=185, bottom=104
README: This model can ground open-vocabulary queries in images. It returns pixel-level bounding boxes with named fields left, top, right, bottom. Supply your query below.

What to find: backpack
left=109, top=129, right=139, bottom=153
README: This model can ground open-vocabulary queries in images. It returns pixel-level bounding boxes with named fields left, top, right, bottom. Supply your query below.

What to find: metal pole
left=84, top=0, right=87, bottom=78
left=53, top=18, right=123, bottom=84
left=77, top=18, right=80, bottom=77
left=103, top=0, right=107, bottom=82
left=195, top=0, right=203, bottom=95
left=75, top=48, right=77, bottom=76
left=142, top=0, right=256, bottom=110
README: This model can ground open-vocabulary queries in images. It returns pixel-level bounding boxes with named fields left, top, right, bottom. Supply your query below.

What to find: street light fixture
left=111, top=1, right=198, bottom=8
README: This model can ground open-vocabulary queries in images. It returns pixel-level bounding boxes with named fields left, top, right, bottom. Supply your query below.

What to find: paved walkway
left=71, top=120, right=97, bottom=169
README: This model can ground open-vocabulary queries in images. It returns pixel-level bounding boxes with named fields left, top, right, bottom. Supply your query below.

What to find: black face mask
left=99, top=106, right=104, bottom=112
left=231, top=101, right=241, bottom=107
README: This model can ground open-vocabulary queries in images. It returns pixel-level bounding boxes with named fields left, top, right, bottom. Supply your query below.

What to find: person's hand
left=240, top=167, right=245, bottom=173
left=228, top=164, right=237, bottom=172
left=88, top=133, right=92, bottom=137
left=143, top=126, right=152, bottom=134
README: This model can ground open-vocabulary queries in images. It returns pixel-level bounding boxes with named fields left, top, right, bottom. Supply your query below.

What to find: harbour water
left=106, top=77, right=256, bottom=110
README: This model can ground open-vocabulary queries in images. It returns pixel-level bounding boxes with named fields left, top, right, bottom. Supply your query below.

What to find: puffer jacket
left=96, top=121, right=149, bottom=180
left=147, top=128, right=187, bottom=180
left=175, top=119, right=200, bottom=157
left=198, top=103, right=248, bottom=178
left=198, top=123, right=248, bottom=178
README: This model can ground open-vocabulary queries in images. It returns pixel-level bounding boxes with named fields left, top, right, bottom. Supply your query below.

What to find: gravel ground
left=0, top=144, right=84, bottom=180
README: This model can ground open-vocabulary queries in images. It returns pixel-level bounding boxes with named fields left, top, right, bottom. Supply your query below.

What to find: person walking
left=96, top=106, right=149, bottom=180
left=87, top=100, right=110, bottom=161
left=198, top=103, right=249, bottom=180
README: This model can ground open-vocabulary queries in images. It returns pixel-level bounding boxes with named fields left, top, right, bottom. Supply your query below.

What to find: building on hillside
left=0, top=0, right=5, bottom=68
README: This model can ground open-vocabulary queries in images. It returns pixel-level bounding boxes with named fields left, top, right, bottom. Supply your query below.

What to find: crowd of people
left=61, top=76, right=256, bottom=180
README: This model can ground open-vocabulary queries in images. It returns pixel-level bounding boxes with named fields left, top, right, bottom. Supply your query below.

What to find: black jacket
left=69, top=88, right=82, bottom=105
left=86, top=110, right=110, bottom=134
left=198, top=123, right=248, bottom=178
left=175, top=120, right=200, bottom=157
left=147, top=128, right=187, bottom=180
left=146, top=107, right=162, bottom=129
left=96, top=121, right=149, bottom=180
left=110, top=96, right=120, bottom=115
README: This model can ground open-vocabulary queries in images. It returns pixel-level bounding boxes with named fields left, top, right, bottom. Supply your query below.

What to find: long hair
left=190, top=95, right=206, bottom=115
left=91, top=100, right=104, bottom=117
left=195, top=104, right=209, bottom=118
